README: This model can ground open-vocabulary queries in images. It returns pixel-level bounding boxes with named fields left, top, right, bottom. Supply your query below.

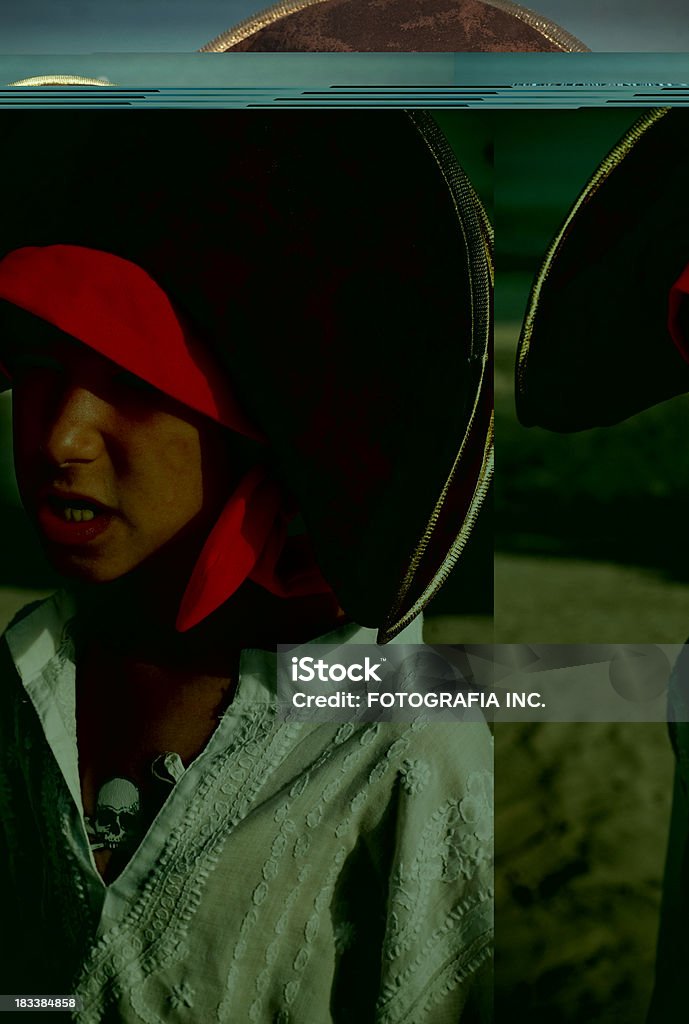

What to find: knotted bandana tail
left=176, top=466, right=331, bottom=632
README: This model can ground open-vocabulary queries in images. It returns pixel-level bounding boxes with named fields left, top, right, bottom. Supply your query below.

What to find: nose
left=41, top=384, right=108, bottom=467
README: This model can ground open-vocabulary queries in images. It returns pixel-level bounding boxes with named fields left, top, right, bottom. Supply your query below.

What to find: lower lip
left=36, top=504, right=114, bottom=547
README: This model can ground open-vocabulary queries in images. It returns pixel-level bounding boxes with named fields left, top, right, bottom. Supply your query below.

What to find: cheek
left=128, top=429, right=207, bottom=520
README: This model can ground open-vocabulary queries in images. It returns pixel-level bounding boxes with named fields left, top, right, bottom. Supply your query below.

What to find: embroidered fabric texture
left=0, top=595, right=493, bottom=1022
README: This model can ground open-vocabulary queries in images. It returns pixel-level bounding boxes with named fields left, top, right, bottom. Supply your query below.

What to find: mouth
left=35, top=494, right=116, bottom=547
left=49, top=496, right=105, bottom=522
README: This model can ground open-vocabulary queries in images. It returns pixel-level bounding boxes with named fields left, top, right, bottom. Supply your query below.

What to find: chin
left=47, top=551, right=132, bottom=585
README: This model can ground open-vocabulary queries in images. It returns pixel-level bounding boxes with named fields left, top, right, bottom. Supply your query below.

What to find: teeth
left=63, top=507, right=95, bottom=523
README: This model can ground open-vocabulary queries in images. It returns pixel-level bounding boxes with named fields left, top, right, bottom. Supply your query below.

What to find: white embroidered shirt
left=0, top=591, right=493, bottom=1023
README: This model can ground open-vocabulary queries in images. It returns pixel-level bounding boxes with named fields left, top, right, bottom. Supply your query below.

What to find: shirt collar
left=4, top=591, right=424, bottom=814
left=5, top=589, right=424, bottom=704
left=5, top=589, right=77, bottom=689
left=235, top=617, right=424, bottom=703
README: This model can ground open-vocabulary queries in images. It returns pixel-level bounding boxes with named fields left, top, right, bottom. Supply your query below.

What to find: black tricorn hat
left=0, top=112, right=491, bottom=642
left=200, top=0, right=587, bottom=52
left=516, top=108, right=689, bottom=434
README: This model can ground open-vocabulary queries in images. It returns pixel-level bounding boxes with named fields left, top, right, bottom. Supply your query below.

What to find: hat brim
left=196, top=113, right=494, bottom=638
left=516, top=108, right=689, bottom=433
left=200, top=0, right=587, bottom=52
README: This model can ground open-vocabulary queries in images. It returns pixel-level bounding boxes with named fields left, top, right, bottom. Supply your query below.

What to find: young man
left=0, top=112, right=493, bottom=1021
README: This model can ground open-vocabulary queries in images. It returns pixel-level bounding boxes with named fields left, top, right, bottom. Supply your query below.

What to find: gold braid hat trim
left=8, top=75, right=113, bottom=86
left=516, top=108, right=669, bottom=407
left=483, top=0, right=588, bottom=52
left=379, top=111, right=493, bottom=642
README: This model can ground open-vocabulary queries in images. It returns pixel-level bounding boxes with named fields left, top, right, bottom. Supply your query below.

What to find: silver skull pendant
left=93, top=777, right=143, bottom=850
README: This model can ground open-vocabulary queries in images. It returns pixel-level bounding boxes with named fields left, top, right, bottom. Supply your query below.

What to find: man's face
left=8, top=321, right=233, bottom=584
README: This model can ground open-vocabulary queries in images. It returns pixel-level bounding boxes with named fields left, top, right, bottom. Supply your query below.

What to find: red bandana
left=0, top=244, right=331, bottom=630
left=668, top=262, right=689, bottom=361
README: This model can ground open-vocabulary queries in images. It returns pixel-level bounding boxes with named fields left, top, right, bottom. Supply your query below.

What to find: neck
left=70, top=573, right=347, bottom=674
